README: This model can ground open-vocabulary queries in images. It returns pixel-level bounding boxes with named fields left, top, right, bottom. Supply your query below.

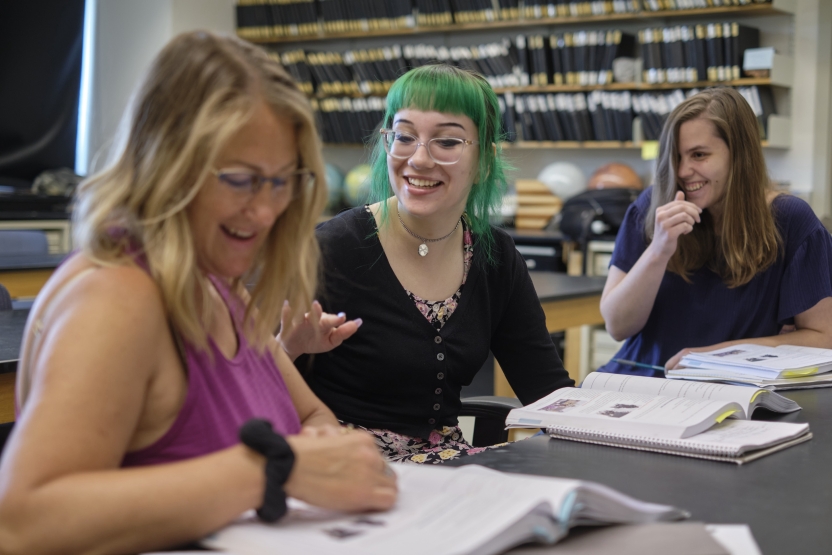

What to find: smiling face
left=676, top=116, right=731, bottom=216
left=387, top=109, right=479, bottom=222
left=188, top=101, right=298, bottom=279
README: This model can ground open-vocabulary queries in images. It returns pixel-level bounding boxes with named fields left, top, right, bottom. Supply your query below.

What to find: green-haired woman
left=280, top=64, right=573, bottom=464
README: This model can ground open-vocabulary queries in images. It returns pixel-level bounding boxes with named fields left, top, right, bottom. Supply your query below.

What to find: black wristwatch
left=239, top=418, right=296, bottom=522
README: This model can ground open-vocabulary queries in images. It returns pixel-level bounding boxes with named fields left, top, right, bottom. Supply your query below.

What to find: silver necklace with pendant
left=397, top=208, right=461, bottom=257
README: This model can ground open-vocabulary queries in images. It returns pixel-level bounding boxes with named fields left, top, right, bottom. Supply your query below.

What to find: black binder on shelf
left=515, top=35, right=531, bottom=86
left=499, top=92, right=518, bottom=142
left=729, top=23, right=761, bottom=80
left=542, top=94, right=565, bottom=142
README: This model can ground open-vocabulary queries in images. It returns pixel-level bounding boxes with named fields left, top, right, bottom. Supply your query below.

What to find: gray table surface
left=447, top=388, right=832, bottom=554
left=0, top=253, right=66, bottom=271
left=528, top=272, right=606, bottom=303
left=0, top=309, right=28, bottom=374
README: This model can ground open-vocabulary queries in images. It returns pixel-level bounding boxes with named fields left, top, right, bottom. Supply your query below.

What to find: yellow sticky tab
left=782, top=367, right=819, bottom=378
left=641, top=141, right=659, bottom=160
left=715, top=409, right=738, bottom=424
left=750, top=390, right=766, bottom=402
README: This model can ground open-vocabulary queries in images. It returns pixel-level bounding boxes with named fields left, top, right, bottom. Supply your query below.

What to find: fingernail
left=337, top=312, right=346, bottom=318
left=283, top=300, right=289, bottom=307
left=354, top=318, right=363, bottom=328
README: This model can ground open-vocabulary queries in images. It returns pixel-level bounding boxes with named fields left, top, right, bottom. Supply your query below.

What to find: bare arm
left=665, top=296, right=832, bottom=369
left=601, top=192, right=702, bottom=341
left=0, top=267, right=266, bottom=554
left=0, top=267, right=395, bottom=555
left=268, top=335, right=340, bottom=428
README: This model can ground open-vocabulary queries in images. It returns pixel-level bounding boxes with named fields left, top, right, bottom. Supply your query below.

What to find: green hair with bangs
left=367, top=63, right=510, bottom=265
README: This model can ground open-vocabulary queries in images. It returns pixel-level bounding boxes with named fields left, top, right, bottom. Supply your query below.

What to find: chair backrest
left=0, top=230, right=49, bottom=256
left=460, top=396, right=522, bottom=447
left=0, top=283, right=11, bottom=311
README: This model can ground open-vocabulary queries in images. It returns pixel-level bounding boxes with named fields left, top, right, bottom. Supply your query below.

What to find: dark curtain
left=0, top=0, right=86, bottom=185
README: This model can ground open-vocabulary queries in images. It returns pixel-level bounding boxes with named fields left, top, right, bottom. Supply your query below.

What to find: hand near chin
left=650, top=191, right=703, bottom=260
left=277, top=300, right=362, bottom=361
left=285, top=429, right=398, bottom=512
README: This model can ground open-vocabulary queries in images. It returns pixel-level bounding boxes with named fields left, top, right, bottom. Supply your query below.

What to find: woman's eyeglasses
left=211, top=168, right=315, bottom=202
left=380, top=129, right=478, bottom=165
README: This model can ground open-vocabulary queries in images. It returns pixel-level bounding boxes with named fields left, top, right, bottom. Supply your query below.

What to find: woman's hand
left=665, top=347, right=695, bottom=370
left=648, top=191, right=702, bottom=261
left=277, top=300, right=362, bottom=361
left=285, top=427, right=397, bottom=512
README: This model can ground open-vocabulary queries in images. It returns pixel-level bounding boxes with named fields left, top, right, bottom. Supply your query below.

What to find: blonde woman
left=0, top=31, right=395, bottom=554
left=599, top=87, right=832, bottom=375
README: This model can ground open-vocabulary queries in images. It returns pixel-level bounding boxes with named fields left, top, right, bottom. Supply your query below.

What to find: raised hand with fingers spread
left=277, top=300, right=362, bottom=361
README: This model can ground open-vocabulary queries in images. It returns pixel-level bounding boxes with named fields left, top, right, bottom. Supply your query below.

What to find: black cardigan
left=300, top=207, right=574, bottom=439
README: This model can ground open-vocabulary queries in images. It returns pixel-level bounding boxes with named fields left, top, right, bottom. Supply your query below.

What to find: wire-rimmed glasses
left=380, top=129, right=478, bottom=165
left=211, top=167, right=315, bottom=203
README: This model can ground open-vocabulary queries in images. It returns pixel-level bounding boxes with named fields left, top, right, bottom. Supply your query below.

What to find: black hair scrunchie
left=239, top=418, right=296, bottom=522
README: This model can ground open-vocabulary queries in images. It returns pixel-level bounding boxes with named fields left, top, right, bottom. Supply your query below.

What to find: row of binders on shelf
left=235, top=0, right=776, bottom=40
left=640, top=23, right=758, bottom=84
left=505, top=91, right=635, bottom=142
left=505, top=85, right=775, bottom=142
left=271, top=24, right=762, bottom=97
left=520, top=30, right=636, bottom=86
left=310, top=85, right=776, bottom=145
left=312, top=97, right=387, bottom=144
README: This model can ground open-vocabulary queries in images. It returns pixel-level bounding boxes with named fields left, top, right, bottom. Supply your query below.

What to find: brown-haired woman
left=0, top=31, right=395, bottom=554
left=598, top=87, right=832, bottom=375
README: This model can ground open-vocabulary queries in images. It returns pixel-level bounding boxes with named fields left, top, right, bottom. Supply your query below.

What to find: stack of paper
left=668, top=344, right=832, bottom=390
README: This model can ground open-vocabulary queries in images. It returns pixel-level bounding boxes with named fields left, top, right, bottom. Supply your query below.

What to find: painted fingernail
left=354, top=318, right=363, bottom=328
left=338, top=312, right=346, bottom=318
left=283, top=300, right=289, bottom=307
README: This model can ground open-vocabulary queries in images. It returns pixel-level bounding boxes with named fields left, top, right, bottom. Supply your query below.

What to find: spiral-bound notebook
left=547, top=419, right=811, bottom=465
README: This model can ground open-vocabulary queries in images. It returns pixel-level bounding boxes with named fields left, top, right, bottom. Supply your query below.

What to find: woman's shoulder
left=44, top=253, right=161, bottom=306
left=771, top=193, right=828, bottom=244
left=316, top=206, right=374, bottom=243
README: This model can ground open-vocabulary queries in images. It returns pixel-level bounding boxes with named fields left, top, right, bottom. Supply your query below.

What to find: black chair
left=0, top=421, right=14, bottom=455
left=460, top=396, right=522, bottom=447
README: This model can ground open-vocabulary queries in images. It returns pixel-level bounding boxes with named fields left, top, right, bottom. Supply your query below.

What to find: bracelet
left=239, top=418, right=296, bottom=522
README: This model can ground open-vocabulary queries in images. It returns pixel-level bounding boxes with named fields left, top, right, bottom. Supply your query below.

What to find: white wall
left=764, top=0, right=832, bottom=216
left=85, top=0, right=235, bottom=172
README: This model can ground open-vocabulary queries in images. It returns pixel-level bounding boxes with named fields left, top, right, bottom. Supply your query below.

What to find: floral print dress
left=350, top=208, right=502, bottom=464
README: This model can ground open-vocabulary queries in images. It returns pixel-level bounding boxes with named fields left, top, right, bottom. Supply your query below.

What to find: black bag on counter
left=559, top=188, right=640, bottom=243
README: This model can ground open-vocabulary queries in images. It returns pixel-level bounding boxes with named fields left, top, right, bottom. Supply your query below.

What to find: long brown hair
left=73, top=31, right=326, bottom=349
left=646, top=87, right=780, bottom=287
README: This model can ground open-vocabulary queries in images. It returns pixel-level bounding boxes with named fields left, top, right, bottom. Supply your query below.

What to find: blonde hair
left=73, top=31, right=326, bottom=349
left=646, top=87, right=780, bottom=287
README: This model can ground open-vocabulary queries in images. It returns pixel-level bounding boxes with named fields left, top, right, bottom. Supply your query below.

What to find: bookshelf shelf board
left=242, top=4, right=791, bottom=45
left=496, top=78, right=779, bottom=94
left=313, top=78, right=781, bottom=101
left=323, top=141, right=778, bottom=150
left=505, top=141, right=637, bottom=149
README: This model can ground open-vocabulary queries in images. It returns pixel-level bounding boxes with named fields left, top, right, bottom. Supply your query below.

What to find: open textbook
left=579, top=372, right=800, bottom=414
left=548, top=419, right=811, bottom=465
left=202, top=464, right=687, bottom=555
left=505, top=373, right=799, bottom=440
left=678, top=344, right=832, bottom=379
left=666, top=370, right=832, bottom=391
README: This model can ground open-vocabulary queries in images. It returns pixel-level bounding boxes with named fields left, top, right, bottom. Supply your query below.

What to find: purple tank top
left=122, top=275, right=301, bottom=467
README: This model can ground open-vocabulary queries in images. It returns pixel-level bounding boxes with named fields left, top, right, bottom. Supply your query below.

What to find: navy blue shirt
left=599, top=187, right=832, bottom=377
